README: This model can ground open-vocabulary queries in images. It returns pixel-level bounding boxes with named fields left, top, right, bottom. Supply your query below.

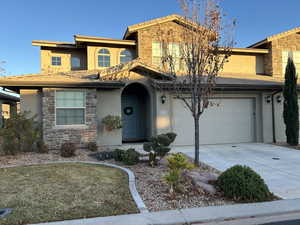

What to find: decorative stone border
left=1, top=161, right=148, bottom=213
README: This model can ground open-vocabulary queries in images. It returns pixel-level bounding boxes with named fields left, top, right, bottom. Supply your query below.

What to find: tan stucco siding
left=87, top=45, right=136, bottom=70
left=222, top=54, right=265, bottom=75
left=41, top=48, right=87, bottom=73
left=96, top=89, right=122, bottom=146
left=20, top=89, right=42, bottom=121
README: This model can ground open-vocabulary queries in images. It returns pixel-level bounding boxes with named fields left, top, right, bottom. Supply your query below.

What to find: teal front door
left=122, top=94, right=143, bottom=142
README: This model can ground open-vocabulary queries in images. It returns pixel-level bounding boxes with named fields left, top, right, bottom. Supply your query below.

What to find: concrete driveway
left=173, top=143, right=300, bottom=199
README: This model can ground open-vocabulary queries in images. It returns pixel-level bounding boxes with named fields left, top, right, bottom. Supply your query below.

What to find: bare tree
left=152, top=0, right=235, bottom=165
left=0, top=60, right=5, bottom=76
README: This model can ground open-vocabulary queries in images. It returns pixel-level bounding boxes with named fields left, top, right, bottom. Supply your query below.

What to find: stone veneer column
left=42, top=88, right=97, bottom=150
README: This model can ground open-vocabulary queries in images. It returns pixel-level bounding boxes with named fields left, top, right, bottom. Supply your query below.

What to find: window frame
left=98, top=48, right=111, bottom=67
left=54, top=90, right=86, bottom=126
left=51, top=56, right=62, bottom=66
left=120, top=49, right=132, bottom=64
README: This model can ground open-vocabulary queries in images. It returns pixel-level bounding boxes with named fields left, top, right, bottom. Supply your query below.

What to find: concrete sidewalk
left=31, top=199, right=300, bottom=225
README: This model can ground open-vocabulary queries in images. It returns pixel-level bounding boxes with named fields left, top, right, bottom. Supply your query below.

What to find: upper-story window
left=51, top=56, right=61, bottom=66
left=55, top=90, right=85, bottom=125
left=152, top=42, right=181, bottom=71
left=98, top=48, right=111, bottom=67
left=282, top=51, right=300, bottom=74
left=120, top=50, right=132, bottom=64
left=71, top=56, right=81, bottom=70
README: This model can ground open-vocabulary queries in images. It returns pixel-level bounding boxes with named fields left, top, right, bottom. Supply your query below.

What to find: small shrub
left=102, top=115, right=122, bottom=131
left=87, top=142, right=98, bottom=152
left=0, top=112, right=41, bottom=155
left=166, top=153, right=194, bottom=171
left=94, top=151, right=115, bottom=161
left=122, top=148, right=140, bottom=165
left=60, top=143, right=76, bottom=158
left=143, top=132, right=177, bottom=166
left=113, top=149, right=125, bottom=161
left=36, top=140, right=49, bottom=154
left=217, top=165, right=274, bottom=203
left=163, top=153, right=194, bottom=195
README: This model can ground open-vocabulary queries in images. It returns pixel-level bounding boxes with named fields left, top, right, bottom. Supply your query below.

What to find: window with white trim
left=51, top=56, right=61, bottom=66
left=120, top=50, right=132, bottom=64
left=55, top=90, right=85, bottom=125
left=282, top=51, right=300, bottom=74
left=98, top=48, right=111, bottom=67
left=152, top=42, right=181, bottom=71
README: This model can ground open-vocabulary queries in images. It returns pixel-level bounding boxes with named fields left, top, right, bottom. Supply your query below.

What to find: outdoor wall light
left=265, top=95, right=271, bottom=103
left=276, top=95, right=282, bottom=103
left=161, top=95, right=166, bottom=104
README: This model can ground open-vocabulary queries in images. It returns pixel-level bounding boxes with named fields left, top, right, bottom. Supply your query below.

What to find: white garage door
left=172, top=98, right=256, bottom=145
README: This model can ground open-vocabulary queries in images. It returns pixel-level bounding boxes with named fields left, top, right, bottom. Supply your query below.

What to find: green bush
left=87, top=142, right=98, bottom=152
left=60, top=143, right=76, bottom=158
left=113, top=149, right=125, bottom=161
left=143, top=132, right=177, bottom=166
left=122, top=148, right=140, bottom=165
left=217, top=165, right=274, bottom=203
left=0, top=112, right=41, bottom=155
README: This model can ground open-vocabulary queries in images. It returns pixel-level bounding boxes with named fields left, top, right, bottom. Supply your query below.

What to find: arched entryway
left=121, top=83, right=151, bottom=142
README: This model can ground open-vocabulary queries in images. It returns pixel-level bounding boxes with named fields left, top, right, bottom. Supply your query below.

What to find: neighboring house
left=0, top=14, right=299, bottom=150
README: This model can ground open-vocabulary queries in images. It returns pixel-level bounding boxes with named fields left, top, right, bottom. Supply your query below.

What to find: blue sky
left=0, top=0, right=299, bottom=75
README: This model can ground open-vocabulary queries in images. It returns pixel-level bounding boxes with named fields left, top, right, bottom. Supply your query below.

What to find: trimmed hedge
left=217, top=165, right=274, bottom=203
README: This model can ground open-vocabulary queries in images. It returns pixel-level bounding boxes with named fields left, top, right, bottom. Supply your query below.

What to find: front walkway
left=173, top=143, right=300, bottom=199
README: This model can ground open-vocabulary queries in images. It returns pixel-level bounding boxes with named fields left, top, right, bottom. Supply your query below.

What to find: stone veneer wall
left=42, top=88, right=97, bottom=150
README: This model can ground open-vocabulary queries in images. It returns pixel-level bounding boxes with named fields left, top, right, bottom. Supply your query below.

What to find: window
left=98, top=48, right=110, bottom=67
left=152, top=42, right=181, bottom=71
left=55, top=90, right=85, bottom=125
left=282, top=51, right=300, bottom=74
left=51, top=56, right=61, bottom=66
left=120, top=50, right=132, bottom=64
left=71, top=56, right=81, bottom=70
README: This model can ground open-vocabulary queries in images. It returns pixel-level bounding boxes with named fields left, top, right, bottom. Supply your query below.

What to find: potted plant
left=102, top=115, right=122, bottom=131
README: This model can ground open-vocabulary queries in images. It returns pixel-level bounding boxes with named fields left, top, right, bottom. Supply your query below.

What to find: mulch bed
left=0, top=150, right=233, bottom=212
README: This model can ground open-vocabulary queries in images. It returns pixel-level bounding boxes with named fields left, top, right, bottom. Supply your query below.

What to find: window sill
left=54, top=125, right=88, bottom=130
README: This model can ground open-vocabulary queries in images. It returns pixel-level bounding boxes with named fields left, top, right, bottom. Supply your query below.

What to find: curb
left=0, top=161, right=148, bottom=214
left=31, top=198, right=300, bottom=225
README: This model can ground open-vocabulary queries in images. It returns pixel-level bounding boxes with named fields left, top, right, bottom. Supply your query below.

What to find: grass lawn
left=0, top=163, right=138, bottom=225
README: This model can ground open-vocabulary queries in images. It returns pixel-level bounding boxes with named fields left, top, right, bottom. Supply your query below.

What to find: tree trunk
left=194, top=117, right=200, bottom=166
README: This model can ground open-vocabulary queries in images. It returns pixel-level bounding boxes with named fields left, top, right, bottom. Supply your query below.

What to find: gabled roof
left=123, top=14, right=192, bottom=39
left=248, top=26, right=300, bottom=48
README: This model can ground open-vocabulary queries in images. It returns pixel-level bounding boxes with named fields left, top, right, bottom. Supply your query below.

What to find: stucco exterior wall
left=42, top=88, right=97, bottom=150
left=96, top=89, right=122, bottom=147
left=41, top=47, right=87, bottom=73
left=20, top=89, right=42, bottom=121
left=87, top=45, right=136, bottom=70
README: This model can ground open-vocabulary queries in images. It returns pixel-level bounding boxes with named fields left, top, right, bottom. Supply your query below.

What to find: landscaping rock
left=158, top=157, right=169, bottom=167
left=183, top=170, right=219, bottom=195
left=194, top=181, right=217, bottom=195
left=183, top=170, right=219, bottom=184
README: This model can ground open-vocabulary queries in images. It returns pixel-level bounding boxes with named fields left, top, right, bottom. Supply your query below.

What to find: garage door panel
left=172, top=98, right=256, bottom=145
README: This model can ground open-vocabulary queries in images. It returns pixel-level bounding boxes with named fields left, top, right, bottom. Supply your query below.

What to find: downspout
left=271, top=90, right=282, bottom=143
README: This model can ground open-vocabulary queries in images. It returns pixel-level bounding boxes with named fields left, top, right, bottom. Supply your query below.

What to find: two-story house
left=0, top=14, right=299, bottom=150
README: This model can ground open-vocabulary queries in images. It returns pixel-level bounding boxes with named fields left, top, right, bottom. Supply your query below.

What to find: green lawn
left=0, top=163, right=138, bottom=225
